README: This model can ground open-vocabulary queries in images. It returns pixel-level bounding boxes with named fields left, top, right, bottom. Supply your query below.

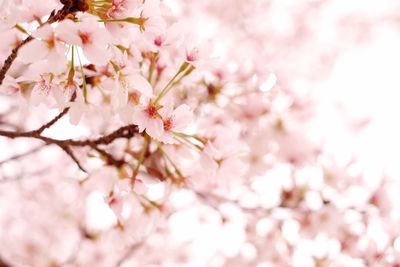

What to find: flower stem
left=153, top=62, right=189, bottom=104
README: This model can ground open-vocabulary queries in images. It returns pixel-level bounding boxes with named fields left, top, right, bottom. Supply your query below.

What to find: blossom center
left=186, top=48, right=199, bottom=62
left=79, top=31, right=92, bottom=45
left=145, top=104, right=159, bottom=118
left=128, top=92, right=140, bottom=105
left=163, top=117, right=173, bottom=131
left=46, top=35, right=55, bottom=49
left=154, top=36, right=163, bottom=47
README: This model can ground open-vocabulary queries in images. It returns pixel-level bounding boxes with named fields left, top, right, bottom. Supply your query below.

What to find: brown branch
left=0, top=256, right=13, bottom=267
left=0, top=0, right=134, bottom=172
left=30, top=92, right=77, bottom=134
left=0, top=125, right=138, bottom=171
left=0, top=36, right=33, bottom=86
left=91, top=146, right=125, bottom=168
left=60, top=145, right=87, bottom=172
left=0, top=125, right=138, bottom=147
left=89, top=125, right=140, bottom=146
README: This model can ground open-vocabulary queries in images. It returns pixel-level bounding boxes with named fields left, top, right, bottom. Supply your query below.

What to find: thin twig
left=0, top=125, right=138, bottom=171
left=91, top=146, right=125, bottom=168
left=60, top=145, right=87, bottom=172
left=31, top=92, right=77, bottom=134
left=0, top=125, right=138, bottom=147
left=0, top=1, right=130, bottom=172
left=0, top=145, right=47, bottom=165
left=115, top=241, right=145, bottom=267
left=0, top=256, right=13, bottom=267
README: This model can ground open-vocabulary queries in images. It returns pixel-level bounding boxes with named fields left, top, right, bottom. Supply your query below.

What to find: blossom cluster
left=0, top=0, right=399, bottom=266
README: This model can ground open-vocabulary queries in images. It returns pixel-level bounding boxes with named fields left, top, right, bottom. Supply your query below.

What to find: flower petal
left=84, top=44, right=111, bottom=65
left=172, top=104, right=193, bottom=131
left=18, top=40, right=48, bottom=63
left=128, top=73, right=153, bottom=97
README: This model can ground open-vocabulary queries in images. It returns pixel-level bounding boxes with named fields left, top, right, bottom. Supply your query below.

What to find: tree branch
left=91, top=146, right=126, bottom=168
left=0, top=124, right=138, bottom=147
left=60, top=145, right=87, bottom=172
left=0, top=125, right=138, bottom=171
left=0, top=256, right=13, bottom=267
left=0, top=1, right=134, bottom=172
left=30, top=93, right=76, bottom=134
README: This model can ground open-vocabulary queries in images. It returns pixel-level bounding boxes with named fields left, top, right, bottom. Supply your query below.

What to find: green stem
left=158, top=144, right=185, bottom=181
left=148, top=52, right=158, bottom=84
left=131, top=136, right=150, bottom=187
left=76, top=49, right=88, bottom=103
left=173, top=134, right=203, bottom=151
left=153, top=62, right=189, bottom=104
left=15, top=24, right=29, bottom=35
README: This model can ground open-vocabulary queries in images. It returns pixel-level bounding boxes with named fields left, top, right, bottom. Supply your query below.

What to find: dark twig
left=31, top=92, right=77, bottom=134
left=91, top=146, right=125, bottom=168
left=60, top=145, right=87, bottom=172
left=115, top=241, right=145, bottom=267
left=0, top=0, right=132, bottom=172
left=0, top=125, right=138, bottom=171
left=0, top=36, right=33, bottom=86
left=0, top=125, right=138, bottom=147
left=0, top=256, right=13, bottom=267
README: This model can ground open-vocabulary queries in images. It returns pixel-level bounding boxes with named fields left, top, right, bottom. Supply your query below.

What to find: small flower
left=56, top=15, right=111, bottom=65
left=52, top=81, right=77, bottom=111
left=132, top=102, right=164, bottom=139
left=30, top=73, right=56, bottom=106
left=158, top=104, right=194, bottom=144
left=19, top=24, right=67, bottom=70
left=184, top=39, right=213, bottom=69
left=150, top=22, right=183, bottom=52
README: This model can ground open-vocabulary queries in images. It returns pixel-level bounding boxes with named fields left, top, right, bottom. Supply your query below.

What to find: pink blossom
left=184, top=39, right=213, bottom=69
left=132, top=102, right=164, bottom=139
left=18, top=24, right=67, bottom=69
left=56, top=16, right=111, bottom=65
left=30, top=73, right=56, bottom=106
left=158, top=103, right=193, bottom=144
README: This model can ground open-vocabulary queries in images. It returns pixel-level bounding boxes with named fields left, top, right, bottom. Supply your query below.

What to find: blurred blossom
left=0, top=0, right=400, bottom=266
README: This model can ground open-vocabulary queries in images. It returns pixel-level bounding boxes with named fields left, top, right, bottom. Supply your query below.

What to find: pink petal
left=30, top=84, right=47, bottom=106
left=128, top=73, right=153, bottom=97
left=118, top=105, right=134, bottom=124
left=18, top=40, right=48, bottom=63
left=33, top=24, right=53, bottom=40
left=145, top=117, right=164, bottom=139
left=83, top=44, right=111, bottom=65
left=172, top=104, right=193, bottom=131
left=132, top=108, right=148, bottom=132
left=55, top=20, right=81, bottom=45
left=69, top=105, right=83, bottom=125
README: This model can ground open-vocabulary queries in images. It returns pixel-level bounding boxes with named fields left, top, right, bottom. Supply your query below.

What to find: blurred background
left=1, top=0, right=400, bottom=266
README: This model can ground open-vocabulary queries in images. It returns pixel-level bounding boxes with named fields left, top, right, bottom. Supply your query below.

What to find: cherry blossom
left=0, top=0, right=398, bottom=266
left=56, top=15, right=111, bottom=65
left=158, top=103, right=193, bottom=144
left=132, top=102, right=164, bottom=139
left=18, top=24, right=67, bottom=70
